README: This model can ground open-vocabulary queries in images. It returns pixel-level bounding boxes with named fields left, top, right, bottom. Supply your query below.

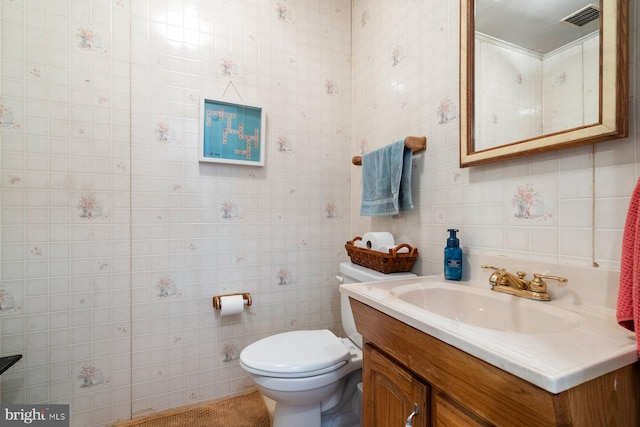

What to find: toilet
left=240, top=262, right=417, bottom=427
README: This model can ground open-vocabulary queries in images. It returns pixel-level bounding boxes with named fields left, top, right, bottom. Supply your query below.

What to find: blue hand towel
left=360, top=141, right=413, bottom=216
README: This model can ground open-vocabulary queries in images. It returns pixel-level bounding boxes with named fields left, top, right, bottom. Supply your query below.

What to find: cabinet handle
left=405, top=403, right=419, bottom=427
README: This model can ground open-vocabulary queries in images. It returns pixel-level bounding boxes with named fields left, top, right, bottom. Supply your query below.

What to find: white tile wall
left=1, top=0, right=638, bottom=426
left=543, top=34, right=599, bottom=134
left=475, top=35, right=543, bottom=150
left=351, top=0, right=638, bottom=274
left=1, top=0, right=351, bottom=425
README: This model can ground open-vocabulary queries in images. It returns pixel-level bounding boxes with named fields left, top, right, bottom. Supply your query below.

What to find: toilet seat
left=240, top=330, right=352, bottom=378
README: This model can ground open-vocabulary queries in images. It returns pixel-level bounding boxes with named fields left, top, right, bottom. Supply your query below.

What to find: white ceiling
left=475, top=0, right=600, bottom=54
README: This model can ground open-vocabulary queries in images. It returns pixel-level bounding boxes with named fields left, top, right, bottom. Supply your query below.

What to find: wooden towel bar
left=352, top=136, right=427, bottom=165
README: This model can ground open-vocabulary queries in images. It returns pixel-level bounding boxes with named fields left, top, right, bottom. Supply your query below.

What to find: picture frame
left=199, top=97, right=265, bottom=166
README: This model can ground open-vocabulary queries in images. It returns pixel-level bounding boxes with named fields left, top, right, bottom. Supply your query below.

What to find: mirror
left=460, top=0, right=628, bottom=167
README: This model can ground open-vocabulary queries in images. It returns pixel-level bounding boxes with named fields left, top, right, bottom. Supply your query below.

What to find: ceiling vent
left=561, top=4, right=600, bottom=27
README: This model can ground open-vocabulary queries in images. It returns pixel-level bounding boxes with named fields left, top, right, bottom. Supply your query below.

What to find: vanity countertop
left=340, top=274, right=638, bottom=393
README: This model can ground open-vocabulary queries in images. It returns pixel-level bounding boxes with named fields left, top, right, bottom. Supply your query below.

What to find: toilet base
left=320, top=371, right=362, bottom=427
left=271, top=396, right=361, bottom=427
left=269, top=371, right=362, bottom=427
left=274, top=402, right=322, bottom=427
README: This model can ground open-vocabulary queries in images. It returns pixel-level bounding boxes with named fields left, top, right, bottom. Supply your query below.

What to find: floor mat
left=114, top=390, right=270, bottom=427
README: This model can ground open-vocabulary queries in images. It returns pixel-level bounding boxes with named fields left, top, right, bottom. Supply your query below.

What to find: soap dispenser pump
left=444, top=229, right=462, bottom=281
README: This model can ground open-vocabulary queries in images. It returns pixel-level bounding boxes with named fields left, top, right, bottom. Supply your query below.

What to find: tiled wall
left=1, top=1, right=351, bottom=426
left=475, top=35, right=543, bottom=150
left=475, top=32, right=599, bottom=149
left=543, top=34, right=599, bottom=134
left=351, top=0, right=637, bottom=274
left=1, top=0, right=638, bottom=426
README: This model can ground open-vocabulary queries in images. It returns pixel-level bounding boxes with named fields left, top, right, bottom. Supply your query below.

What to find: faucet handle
left=529, top=273, right=568, bottom=293
left=481, top=265, right=504, bottom=286
left=533, top=273, right=568, bottom=282
left=481, top=265, right=526, bottom=277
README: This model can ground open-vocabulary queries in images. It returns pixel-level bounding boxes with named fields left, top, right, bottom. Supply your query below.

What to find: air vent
left=562, top=4, right=600, bottom=27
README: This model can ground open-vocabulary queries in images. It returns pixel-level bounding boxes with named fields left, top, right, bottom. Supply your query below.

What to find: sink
left=339, top=270, right=638, bottom=394
left=390, top=284, right=581, bottom=334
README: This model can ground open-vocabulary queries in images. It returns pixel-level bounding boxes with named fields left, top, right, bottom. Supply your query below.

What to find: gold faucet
left=481, top=265, right=568, bottom=301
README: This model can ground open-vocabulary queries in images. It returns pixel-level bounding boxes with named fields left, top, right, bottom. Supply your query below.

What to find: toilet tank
left=338, top=262, right=417, bottom=348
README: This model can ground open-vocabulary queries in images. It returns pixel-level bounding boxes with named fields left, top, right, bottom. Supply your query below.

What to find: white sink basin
left=339, top=274, right=637, bottom=393
left=391, top=284, right=581, bottom=334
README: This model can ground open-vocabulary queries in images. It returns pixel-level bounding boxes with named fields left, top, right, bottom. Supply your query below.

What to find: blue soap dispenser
left=444, top=229, right=462, bottom=281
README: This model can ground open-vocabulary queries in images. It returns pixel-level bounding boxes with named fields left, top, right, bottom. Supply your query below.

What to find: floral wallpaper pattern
left=277, top=135, right=295, bottom=153
left=391, top=45, right=405, bottom=66
left=77, top=194, right=103, bottom=219
left=77, top=364, right=105, bottom=389
left=220, top=58, right=240, bottom=79
left=1, top=1, right=352, bottom=425
left=156, top=275, right=179, bottom=298
left=555, top=71, right=569, bottom=86
left=155, top=120, right=181, bottom=144
left=360, top=9, right=370, bottom=27
left=221, top=200, right=242, bottom=220
left=438, top=96, right=456, bottom=125
left=76, top=26, right=106, bottom=54
left=325, top=202, right=341, bottom=219
left=7, top=174, right=21, bottom=185
left=511, top=183, right=553, bottom=221
left=325, top=79, right=339, bottom=95
left=0, top=99, right=20, bottom=129
left=277, top=267, right=293, bottom=286
left=359, top=138, right=369, bottom=155
left=0, top=1, right=621, bottom=426
left=0, top=287, right=18, bottom=312
left=276, top=3, right=294, bottom=23
left=222, top=343, right=238, bottom=362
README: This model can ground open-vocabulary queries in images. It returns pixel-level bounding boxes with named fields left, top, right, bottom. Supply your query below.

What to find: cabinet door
left=432, top=392, right=491, bottom=427
left=364, top=345, right=429, bottom=427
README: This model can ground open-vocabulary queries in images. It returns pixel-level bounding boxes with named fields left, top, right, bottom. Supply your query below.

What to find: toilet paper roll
left=362, top=232, right=395, bottom=251
left=219, top=295, right=245, bottom=316
left=354, top=239, right=367, bottom=249
left=377, top=245, right=410, bottom=254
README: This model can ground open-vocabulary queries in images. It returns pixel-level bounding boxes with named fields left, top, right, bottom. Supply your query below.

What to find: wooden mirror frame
left=460, top=0, right=629, bottom=168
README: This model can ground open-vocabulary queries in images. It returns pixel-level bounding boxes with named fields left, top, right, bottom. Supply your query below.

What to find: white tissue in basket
left=377, top=245, right=410, bottom=254
left=362, top=232, right=395, bottom=250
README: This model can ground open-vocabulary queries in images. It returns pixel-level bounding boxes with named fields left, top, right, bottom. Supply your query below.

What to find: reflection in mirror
left=460, top=0, right=628, bottom=167
left=475, top=1, right=600, bottom=150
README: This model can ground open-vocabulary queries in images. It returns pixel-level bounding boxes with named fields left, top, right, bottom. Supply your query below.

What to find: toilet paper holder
left=212, top=292, right=252, bottom=310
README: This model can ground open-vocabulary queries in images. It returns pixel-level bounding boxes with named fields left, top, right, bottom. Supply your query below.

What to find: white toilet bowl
left=240, top=262, right=416, bottom=427
left=241, top=330, right=362, bottom=426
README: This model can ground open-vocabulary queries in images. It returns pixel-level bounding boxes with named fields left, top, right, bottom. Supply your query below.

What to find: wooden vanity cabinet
left=365, top=346, right=429, bottom=426
left=365, top=344, right=487, bottom=426
left=351, top=298, right=640, bottom=427
left=431, top=391, right=489, bottom=426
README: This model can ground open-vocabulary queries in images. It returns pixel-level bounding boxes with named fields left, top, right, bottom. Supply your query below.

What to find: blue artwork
left=201, top=99, right=264, bottom=165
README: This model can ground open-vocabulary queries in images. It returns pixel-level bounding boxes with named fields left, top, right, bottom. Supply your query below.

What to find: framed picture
left=199, top=97, right=265, bottom=166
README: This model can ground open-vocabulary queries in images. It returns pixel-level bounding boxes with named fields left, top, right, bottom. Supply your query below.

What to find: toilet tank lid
left=339, top=262, right=416, bottom=282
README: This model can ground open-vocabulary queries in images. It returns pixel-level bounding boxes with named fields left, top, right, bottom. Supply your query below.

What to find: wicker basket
left=345, top=237, right=418, bottom=274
